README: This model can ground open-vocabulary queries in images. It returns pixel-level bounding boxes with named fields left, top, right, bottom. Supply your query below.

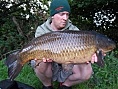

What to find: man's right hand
left=42, top=58, right=53, bottom=63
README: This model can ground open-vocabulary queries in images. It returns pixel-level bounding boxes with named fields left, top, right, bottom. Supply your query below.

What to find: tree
left=0, top=0, right=49, bottom=59
left=0, top=0, right=117, bottom=59
left=69, top=0, right=118, bottom=45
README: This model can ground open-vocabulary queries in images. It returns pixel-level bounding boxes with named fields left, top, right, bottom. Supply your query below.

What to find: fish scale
left=5, top=30, right=116, bottom=80
left=19, top=31, right=97, bottom=64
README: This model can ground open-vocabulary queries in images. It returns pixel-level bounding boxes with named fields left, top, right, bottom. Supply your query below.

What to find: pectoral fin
left=96, top=50, right=105, bottom=67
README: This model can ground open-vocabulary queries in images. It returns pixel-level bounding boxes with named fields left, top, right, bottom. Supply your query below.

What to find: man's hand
left=33, top=58, right=53, bottom=63
left=42, top=58, right=53, bottom=63
left=86, top=53, right=106, bottom=64
left=87, top=53, right=98, bottom=64
left=33, top=58, right=53, bottom=68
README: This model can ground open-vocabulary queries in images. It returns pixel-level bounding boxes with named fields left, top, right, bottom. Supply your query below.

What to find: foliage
left=0, top=0, right=49, bottom=59
left=0, top=0, right=118, bottom=88
left=69, top=0, right=118, bottom=44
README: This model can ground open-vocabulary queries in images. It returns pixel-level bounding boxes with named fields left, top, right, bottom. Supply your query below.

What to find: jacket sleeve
left=35, top=25, right=46, bottom=38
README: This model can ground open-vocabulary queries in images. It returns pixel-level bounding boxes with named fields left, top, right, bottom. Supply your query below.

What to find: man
left=31, top=0, right=97, bottom=89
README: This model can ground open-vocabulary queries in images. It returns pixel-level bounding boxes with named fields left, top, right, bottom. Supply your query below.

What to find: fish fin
left=5, top=50, right=19, bottom=66
left=96, top=50, right=105, bottom=67
left=7, top=60, right=23, bottom=81
left=5, top=50, right=23, bottom=81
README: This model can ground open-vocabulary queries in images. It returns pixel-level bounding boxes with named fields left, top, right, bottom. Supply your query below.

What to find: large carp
left=5, top=30, right=116, bottom=81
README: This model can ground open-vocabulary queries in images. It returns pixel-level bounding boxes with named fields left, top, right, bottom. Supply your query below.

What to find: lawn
left=0, top=52, right=118, bottom=89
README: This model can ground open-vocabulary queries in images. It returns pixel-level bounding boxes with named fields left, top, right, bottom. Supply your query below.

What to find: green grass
left=0, top=52, right=118, bottom=89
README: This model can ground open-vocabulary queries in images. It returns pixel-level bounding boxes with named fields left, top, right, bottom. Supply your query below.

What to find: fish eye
left=108, top=38, right=111, bottom=42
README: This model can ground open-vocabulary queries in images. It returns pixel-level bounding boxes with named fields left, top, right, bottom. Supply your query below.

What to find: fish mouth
left=99, top=45, right=115, bottom=53
left=103, top=43, right=116, bottom=53
left=108, top=44, right=116, bottom=51
left=103, top=47, right=115, bottom=53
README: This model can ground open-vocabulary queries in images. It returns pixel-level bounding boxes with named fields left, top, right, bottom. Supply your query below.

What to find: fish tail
left=5, top=50, right=23, bottom=81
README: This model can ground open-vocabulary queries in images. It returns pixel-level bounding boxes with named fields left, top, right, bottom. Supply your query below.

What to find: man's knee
left=34, top=62, right=52, bottom=78
left=83, top=68, right=93, bottom=80
left=81, top=64, right=93, bottom=80
left=73, top=64, right=93, bottom=81
left=76, top=70, right=92, bottom=81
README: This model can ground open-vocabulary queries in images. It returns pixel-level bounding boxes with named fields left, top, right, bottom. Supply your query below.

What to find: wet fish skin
left=19, top=30, right=115, bottom=64
left=5, top=30, right=116, bottom=80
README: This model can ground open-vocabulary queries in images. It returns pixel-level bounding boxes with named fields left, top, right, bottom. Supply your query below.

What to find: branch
left=12, top=16, right=24, bottom=36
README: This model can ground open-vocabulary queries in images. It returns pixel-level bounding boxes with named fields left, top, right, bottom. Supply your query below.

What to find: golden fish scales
left=19, top=32, right=97, bottom=65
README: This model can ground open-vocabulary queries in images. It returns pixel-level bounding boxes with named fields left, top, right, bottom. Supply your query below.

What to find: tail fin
left=5, top=50, right=23, bottom=81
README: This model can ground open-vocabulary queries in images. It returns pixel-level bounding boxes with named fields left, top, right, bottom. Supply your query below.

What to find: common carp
left=5, top=30, right=116, bottom=81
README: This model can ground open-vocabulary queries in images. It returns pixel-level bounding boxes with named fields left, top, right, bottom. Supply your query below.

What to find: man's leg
left=34, top=62, right=53, bottom=88
left=61, top=63, right=93, bottom=87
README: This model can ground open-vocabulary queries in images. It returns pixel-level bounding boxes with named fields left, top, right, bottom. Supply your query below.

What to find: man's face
left=52, top=11, right=69, bottom=30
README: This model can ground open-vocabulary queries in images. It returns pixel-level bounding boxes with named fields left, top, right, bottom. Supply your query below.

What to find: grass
left=0, top=52, right=118, bottom=89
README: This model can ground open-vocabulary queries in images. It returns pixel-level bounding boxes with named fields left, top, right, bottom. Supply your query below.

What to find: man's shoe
left=42, top=85, right=54, bottom=89
left=58, top=85, right=72, bottom=89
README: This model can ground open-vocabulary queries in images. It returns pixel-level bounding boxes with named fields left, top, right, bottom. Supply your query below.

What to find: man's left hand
left=87, top=53, right=98, bottom=64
